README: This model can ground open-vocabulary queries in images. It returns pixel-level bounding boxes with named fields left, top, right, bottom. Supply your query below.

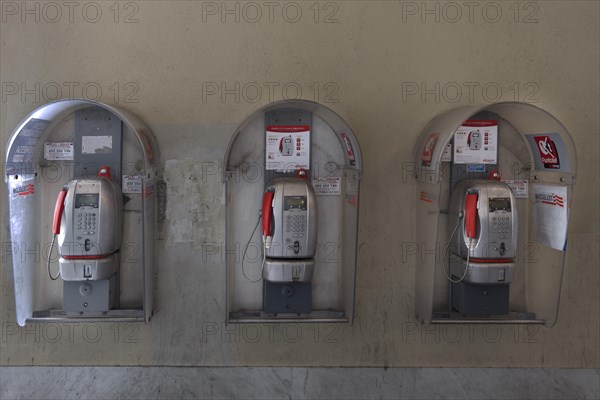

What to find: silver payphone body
left=262, top=177, right=318, bottom=313
left=53, top=168, right=123, bottom=313
left=263, top=178, right=318, bottom=260
left=448, top=179, right=518, bottom=314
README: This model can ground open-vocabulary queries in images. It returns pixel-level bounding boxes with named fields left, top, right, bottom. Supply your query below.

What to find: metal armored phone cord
left=442, top=212, right=472, bottom=284
left=241, top=210, right=264, bottom=283
left=47, top=234, right=60, bottom=280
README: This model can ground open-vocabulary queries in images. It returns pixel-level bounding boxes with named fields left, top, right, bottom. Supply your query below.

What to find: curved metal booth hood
left=4, top=99, right=160, bottom=326
left=414, top=102, right=577, bottom=327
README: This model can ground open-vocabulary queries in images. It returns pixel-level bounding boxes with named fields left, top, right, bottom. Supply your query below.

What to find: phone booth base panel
left=451, top=281, right=510, bottom=315
left=263, top=281, right=312, bottom=314
left=59, top=254, right=120, bottom=281
left=449, top=259, right=515, bottom=285
left=263, top=259, right=314, bottom=281
left=63, top=276, right=117, bottom=313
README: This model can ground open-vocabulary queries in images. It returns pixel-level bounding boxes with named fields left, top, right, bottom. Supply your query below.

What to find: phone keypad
left=491, top=216, right=511, bottom=239
left=285, top=214, right=306, bottom=236
left=77, top=212, right=97, bottom=235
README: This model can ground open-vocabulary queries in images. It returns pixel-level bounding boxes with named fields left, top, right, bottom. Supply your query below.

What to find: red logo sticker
left=536, top=192, right=564, bottom=207
left=144, top=185, right=154, bottom=198
left=534, top=136, right=560, bottom=169
left=544, top=194, right=564, bottom=207
left=421, top=133, right=439, bottom=167
left=340, top=132, right=356, bottom=166
left=13, top=183, right=35, bottom=197
left=419, top=191, right=436, bottom=203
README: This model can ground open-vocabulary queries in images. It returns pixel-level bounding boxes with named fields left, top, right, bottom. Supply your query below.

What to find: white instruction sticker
left=122, top=175, right=143, bottom=194
left=44, top=142, right=73, bottom=160
left=312, top=177, right=341, bottom=195
left=503, top=180, right=529, bottom=198
left=454, top=120, right=498, bottom=164
left=346, top=176, right=359, bottom=196
left=265, top=126, right=310, bottom=172
left=82, top=135, right=112, bottom=154
left=534, top=185, right=568, bottom=251
left=441, top=143, right=452, bottom=162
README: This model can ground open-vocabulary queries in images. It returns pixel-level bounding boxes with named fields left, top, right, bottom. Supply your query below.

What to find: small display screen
left=75, top=194, right=99, bottom=208
left=489, top=197, right=511, bottom=212
left=284, top=196, right=307, bottom=210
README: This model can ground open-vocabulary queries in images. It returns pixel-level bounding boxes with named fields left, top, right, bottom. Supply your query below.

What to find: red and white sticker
left=421, top=133, right=439, bottom=167
left=533, top=135, right=560, bottom=169
left=123, top=175, right=143, bottom=194
left=453, top=120, right=498, bottom=165
left=346, top=194, right=358, bottom=207
left=312, top=177, right=341, bottom=195
left=534, top=185, right=568, bottom=251
left=143, top=184, right=154, bottom=198
left=419, top=190, right=437, bottom=203
left=535, top=192, right=564, bottom=207
left=265, top=125, right=310, bottom=172
left=502, top=180, right=528, bottom=198
left=340, top=132, right=356, bottom=166
left=44, top=142, right=74, bottom=160
left=12, top=183, right=35, bottom=197
left=267, top=125, right=310, bottom=133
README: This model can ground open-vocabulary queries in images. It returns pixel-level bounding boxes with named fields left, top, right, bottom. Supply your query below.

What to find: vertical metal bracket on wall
left=73, top=108, right=123, bottom=182
left=156, top=179, right=167, bottom=223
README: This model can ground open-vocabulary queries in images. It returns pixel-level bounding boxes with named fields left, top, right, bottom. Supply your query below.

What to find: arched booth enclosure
left=4, top=99, right=161, bottom=326
left=414, top=102, right=577, bottom=327
left=224, top=100, right=362, bottom=323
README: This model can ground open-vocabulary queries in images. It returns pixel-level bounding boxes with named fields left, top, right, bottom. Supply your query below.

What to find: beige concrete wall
left=1, top=1, right=598, bottom=367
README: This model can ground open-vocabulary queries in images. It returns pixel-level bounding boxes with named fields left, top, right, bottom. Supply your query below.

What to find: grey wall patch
left=163, top=159, right=225, bottom=248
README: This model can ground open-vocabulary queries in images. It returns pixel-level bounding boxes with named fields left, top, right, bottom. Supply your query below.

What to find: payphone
left=449, top=180, right=518, bottom=262
left=447, top=180, right=518, bottom=315
left=50, top=167, right=123, bottom=313
left=261, top=175, right=318, bottom=314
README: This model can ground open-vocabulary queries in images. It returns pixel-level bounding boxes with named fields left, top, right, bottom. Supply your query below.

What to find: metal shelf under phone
left=431, top=311, right=545, bottom=324
left=28, top=309, right=145, bottom=323
left=229, top=310, right=347, bottom=323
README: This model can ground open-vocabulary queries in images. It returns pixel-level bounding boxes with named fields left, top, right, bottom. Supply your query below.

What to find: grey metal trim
left=431, top=311, right=545, bottom=324
left=228, top=309, right=348, bottom=323
left=29, top=308, right=145, bottom=323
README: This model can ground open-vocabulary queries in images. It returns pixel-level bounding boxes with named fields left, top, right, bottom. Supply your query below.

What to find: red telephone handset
left=53, top=188, right=68, bottom=235
left=262, top=190, right=275, bottom=246
left=464, top=193, right=478, bottom=239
